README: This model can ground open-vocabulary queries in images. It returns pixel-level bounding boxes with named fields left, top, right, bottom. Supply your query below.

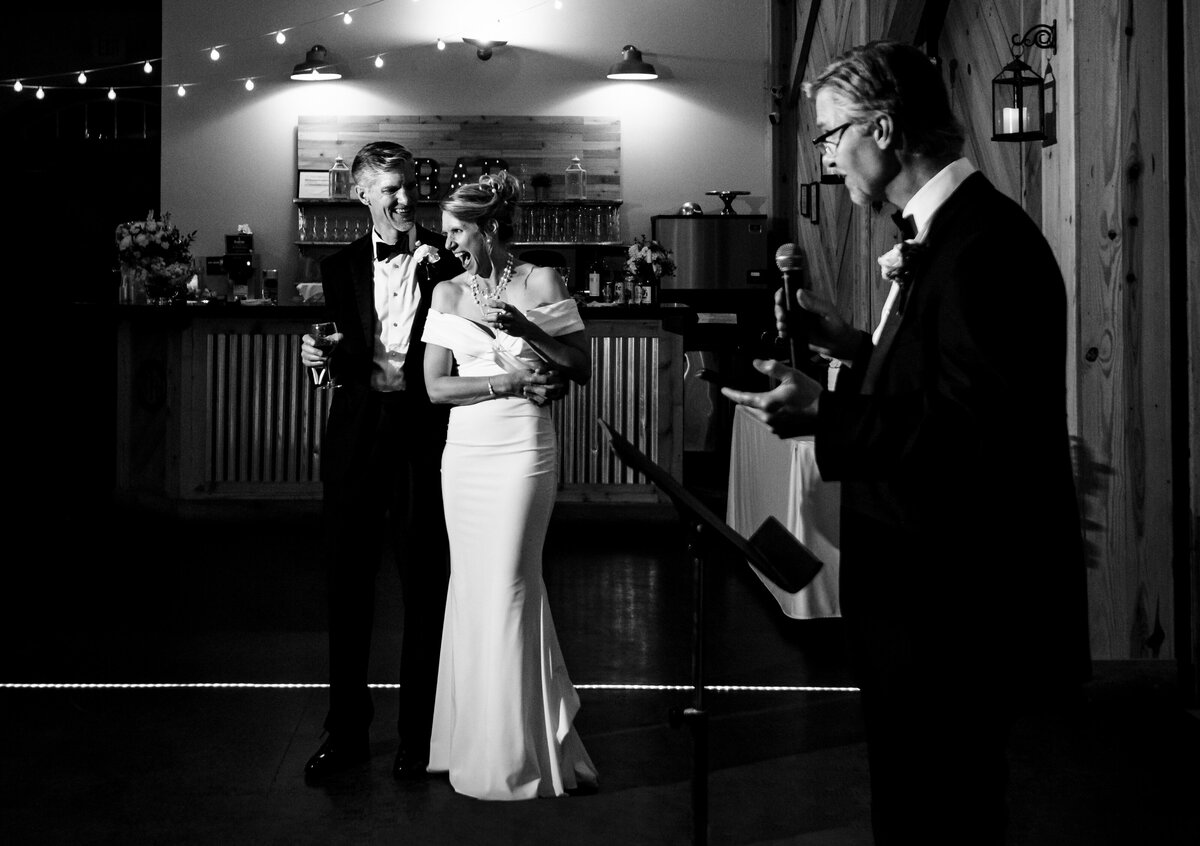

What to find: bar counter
left=114, top=301, right=688, bottom=507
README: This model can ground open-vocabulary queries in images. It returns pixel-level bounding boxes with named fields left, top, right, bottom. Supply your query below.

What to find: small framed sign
left=225, top=233, right=254, bottom=254
left=298, top=170, right=330, bottom=199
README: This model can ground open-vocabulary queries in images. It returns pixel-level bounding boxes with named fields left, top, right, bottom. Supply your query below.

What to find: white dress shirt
left=370, top=229, right=422, bottom=391
left=871, top=157, right=977, bottom=345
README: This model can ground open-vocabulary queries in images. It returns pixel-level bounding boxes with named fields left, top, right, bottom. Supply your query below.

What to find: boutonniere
left=877, top=239, right=927, bottom=314
left=413, top=242, right=441, bottom=264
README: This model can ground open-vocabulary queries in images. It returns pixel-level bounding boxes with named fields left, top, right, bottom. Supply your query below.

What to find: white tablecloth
left=726, top=404, right=841, bottom=619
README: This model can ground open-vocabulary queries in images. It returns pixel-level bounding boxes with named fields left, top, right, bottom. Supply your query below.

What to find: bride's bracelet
left=487, top=378, right=496, bottom=398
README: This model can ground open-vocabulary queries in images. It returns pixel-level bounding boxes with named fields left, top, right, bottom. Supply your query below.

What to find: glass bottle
left=587, top=258, right=603, bottom=298
left=637, top=266, right=656, bottom=306
left=328, top=155, right=352, bottom=199
left=564, top=156, right=586, bottom=201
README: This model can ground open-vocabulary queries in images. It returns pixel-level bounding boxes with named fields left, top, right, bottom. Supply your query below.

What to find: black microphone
left=775, top=243, right=806, bottom=366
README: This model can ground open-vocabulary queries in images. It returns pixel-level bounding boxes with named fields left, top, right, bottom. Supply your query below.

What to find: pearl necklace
left=469, top=253, right=515, bottom=318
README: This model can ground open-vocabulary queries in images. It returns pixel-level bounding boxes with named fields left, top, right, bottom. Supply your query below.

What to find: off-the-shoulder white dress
left=421, top=298, right=598, bottom=800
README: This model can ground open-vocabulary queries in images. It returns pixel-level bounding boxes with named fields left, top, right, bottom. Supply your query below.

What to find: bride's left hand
left=523, top=367, right=567, bottom=404
left=485, top=298, right=534, bottom=337
left=495, top=353, right=560, bottom=407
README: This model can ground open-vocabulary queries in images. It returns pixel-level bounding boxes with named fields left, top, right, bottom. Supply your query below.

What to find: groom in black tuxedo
left=724, top=42, right=1089, bottom=844
left=300, top=141, right=462, bottom=784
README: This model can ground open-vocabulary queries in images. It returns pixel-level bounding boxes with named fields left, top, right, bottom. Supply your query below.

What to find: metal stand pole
left=669, top=521, right=710, bottom=846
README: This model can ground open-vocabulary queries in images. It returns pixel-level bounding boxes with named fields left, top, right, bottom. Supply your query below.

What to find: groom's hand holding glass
left=302, top=322, right=344, bottom=390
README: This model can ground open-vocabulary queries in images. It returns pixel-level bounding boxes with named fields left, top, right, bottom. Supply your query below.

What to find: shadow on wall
left=1070, top=434, right=1109, bottom=571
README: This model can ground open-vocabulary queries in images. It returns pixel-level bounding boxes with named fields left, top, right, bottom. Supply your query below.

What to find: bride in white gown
left=421, top=172, right=598, bottom=800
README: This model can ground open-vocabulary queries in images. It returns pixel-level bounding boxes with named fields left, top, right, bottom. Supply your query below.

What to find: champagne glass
left=310, top=322, right=339, bottom=390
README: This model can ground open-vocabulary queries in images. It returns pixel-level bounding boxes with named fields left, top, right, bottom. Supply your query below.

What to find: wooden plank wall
left=940, top=1, right=1026, bottom=213
left=787, top=0, right=884, bottom=335
left=781, top=0, right=1181, bottom=660
left=296, top=115, right=621, bottom=201
left=1073, top=2, right=1174, bottom=659
left=1187, top=0, right=1200, bottom=693
left=1041, top=0, right=1077, bottom=440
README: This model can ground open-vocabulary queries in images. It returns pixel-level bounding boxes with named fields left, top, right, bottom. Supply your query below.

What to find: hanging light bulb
left=143, top=60, right=153, bottom=73
left=437, top=38, right=446, bottom=51
left=555, top=0, right=563, bottom=8
left=107, top=87, right=116, bottom=100
left=177, top=84, right=187, bottom=97
left=12, top=80, right=22, bottom=93
left=374, top=54, right=384, bottom=68
left=343, top=11, right=353, bottom=24
left=276, top=30, right=287, bottom=45
left=245, top=78, right=255, bottom=91
left=77, top=71, right=88, bottom=84
left=36, top=86, right=45, bottom=99
left=210, top=47, right=221, bottom=61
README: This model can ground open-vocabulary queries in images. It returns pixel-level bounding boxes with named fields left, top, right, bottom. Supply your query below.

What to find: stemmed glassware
left=310, top=322, right=340, bottom=390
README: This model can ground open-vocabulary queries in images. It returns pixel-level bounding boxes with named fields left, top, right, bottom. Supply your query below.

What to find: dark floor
left=2, top=496, right=1198, bottom=845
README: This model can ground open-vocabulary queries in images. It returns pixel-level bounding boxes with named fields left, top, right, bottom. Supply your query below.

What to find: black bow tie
left=375, top=240, right=408, bottom=263
left=891, top=210, right=917, bottom=240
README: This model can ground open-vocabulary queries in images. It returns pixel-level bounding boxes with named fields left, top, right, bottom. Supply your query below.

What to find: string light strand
left=0, top=0, right=569, bottom=94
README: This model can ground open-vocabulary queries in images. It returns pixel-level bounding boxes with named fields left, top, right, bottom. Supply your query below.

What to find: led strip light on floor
left=2, top=682, right=860, bottom=692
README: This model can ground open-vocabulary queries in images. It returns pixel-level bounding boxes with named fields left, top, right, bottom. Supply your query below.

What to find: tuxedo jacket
left=318, top=224, right=461, bottom=488
left=816, top=172, right=1090, bottom=686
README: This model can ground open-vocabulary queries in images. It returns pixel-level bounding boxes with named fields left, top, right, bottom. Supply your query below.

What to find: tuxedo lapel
left=860, top=304, right=905, bottom=394
left=346, top=238, right=376, bottom=355
left=917, top=171, right=989, bottom=246
left=858, top=173, right=993, bottom=395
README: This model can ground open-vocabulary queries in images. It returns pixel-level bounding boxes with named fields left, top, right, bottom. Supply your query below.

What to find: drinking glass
left=530, top=206, right=546, bottom=242
left=310, top=322, right=340, bottom=390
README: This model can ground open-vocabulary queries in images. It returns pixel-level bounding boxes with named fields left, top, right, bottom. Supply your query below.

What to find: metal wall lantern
left=1041, top=61, right=1058, bottom=146
left=991, top=20, right=1056, bottom=142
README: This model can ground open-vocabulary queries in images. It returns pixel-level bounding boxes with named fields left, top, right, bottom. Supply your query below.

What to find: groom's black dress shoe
left=392, top=745, right=430, bottom=780
left=304, top=736, right=370, bottom=785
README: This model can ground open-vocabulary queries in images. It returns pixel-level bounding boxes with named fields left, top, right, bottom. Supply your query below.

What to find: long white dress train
left=421, top=299, right=598, bottom=801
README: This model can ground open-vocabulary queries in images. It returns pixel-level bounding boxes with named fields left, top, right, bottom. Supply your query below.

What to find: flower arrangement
left=626, top=235, right=676, bottom=281
left=623, top=235, right=675, bottom=304
left=116, top=210, right=196, bottom=279
left=115, top=210, right=196, bottom=303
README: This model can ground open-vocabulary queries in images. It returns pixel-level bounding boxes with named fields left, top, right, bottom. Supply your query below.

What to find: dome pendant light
left=291, top=45, right=342, bottom=81
left=462, top=38, right=507, bottom=61
left=607, top=45, right=657, bottom=80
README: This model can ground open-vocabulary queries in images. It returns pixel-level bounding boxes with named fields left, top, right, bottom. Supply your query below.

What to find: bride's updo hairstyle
left=441, top=170, right=523, bottom=243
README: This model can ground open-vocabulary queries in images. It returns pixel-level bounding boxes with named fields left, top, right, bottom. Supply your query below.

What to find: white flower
left=413, top=243, right=441, bottom=264
left=877, top=239, right=926, bottom=284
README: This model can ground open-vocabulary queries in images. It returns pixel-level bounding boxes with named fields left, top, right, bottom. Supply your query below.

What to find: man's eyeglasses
left=812, top=121, right=853, bottom=155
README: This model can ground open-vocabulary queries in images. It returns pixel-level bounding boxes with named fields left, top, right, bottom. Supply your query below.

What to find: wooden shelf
left=293, top=198, right=623, bottom=206
left=295, top=240, right=628, bottom=248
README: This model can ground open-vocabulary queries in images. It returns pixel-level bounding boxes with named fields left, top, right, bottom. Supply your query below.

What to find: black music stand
left=598, top=418, right=823, bottom=846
